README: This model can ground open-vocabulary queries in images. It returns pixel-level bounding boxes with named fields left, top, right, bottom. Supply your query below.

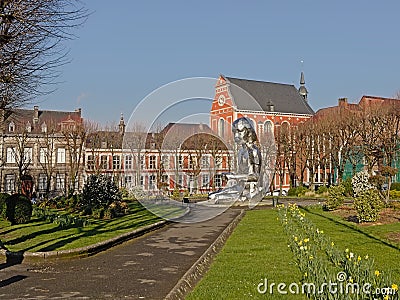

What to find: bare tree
left=0, top=1, right=87, bottom=110
left=123, top=122, right=147, bottom=187
left=10, top=130, right=32, bottom=192
left=61, top=119, right=87, bottom=196
left=37, top=120, right=59, bottom=197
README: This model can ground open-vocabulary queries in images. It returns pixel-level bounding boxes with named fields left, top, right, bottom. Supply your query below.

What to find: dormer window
left=9, top=121, right=15, bottom=132
left=41, top=122, right=47, bottom=133
left=26, top=121, right=32, bottom=132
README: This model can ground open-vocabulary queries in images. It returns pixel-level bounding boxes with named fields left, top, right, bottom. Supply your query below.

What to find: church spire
left=119, top=113, right=125, bottom=135
left=298, top=71, right=308, bottom=101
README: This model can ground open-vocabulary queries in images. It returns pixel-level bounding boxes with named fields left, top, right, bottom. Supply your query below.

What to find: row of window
left=6, top=147, right=67, bottom=164
left=8, top=121, right=48, bottom=133
left=4, top=173, right=66, bottom=193
left=218, top=118, right=289, bottom=137
left=125, top=173, right=223, bottom=189
left=87, top=154, right=220, bottom=170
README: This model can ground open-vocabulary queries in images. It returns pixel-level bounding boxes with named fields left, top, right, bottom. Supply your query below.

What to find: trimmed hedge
left=0, top=193, right=10, bottom=219
left=5, top=194, right=33, bottom=225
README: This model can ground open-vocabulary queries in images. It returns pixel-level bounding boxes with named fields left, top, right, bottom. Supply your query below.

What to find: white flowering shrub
left=351, top=170, right=374, bottom=197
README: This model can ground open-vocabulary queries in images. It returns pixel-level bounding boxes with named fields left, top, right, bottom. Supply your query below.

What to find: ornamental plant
left=353, top=189, right=384, bottom=223
left=5, top=193, right=32, bottom=225
left=351, top=170, right=374, bottom=197
left=80, top=174, right=122, bottom=214
left=324, top=185, right=345, bottom=210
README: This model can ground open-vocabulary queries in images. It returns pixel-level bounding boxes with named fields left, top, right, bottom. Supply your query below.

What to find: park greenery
left=187, top=207, right=400, bottom=300
left=0, top=201, right=163, bottom=253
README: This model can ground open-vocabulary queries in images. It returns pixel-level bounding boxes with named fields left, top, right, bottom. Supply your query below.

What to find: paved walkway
left=0, top=208, right=240, bottom=300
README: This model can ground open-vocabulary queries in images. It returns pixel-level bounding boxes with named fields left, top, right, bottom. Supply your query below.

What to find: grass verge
left=187, top=209, right=305, bottom=300
left=0, top=201, right=181, bottom=252
left=187, top=207, right=400, bottom=300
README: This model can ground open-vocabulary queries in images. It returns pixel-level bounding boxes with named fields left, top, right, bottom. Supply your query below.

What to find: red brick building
left=210, top=74, right=315, bottom=190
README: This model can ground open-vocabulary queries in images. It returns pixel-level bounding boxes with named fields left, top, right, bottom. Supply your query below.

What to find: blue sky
left=42, top=1, right=400, bottom=127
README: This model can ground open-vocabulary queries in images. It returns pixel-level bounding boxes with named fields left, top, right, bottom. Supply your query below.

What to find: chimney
left=267, top=100, right=274, bottom=112
left=338, top=98, right=348, bottom=107
left=75, top=108, right=82, bottom=115
left=33, top=105, right=39, bottom=125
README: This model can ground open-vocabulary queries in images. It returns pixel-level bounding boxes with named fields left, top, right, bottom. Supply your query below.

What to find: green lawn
left=187, top=207, right=400, bottom=300
left=0, top=201, right=183, bottom=252
left=187, top=209, right=306, bottom=300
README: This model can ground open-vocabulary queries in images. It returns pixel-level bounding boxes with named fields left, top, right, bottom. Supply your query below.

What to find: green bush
left=104, top=208, right=116, bottom=219
left=353, top=189, right=383, bottom=223
left=120, top=187, right=130, bottom=198
left=324, top=185, right=345, bottom=210
left=92, top=208, right=105, bottom=219
left=0, top=193, right=10, bottom=219
left=389, top=190, right=400, bottom=199
left=6, top=194, right=33, bottom=225
left=316, top=185, right=329, bottom=195
left=65, top=194, right=80, bottom=208
left=171, top=188, right=180, bottom=200
left=341, top=177, right=354, bottom=197
left=390, top=182, right=400, bottom=191
left=80, top=174, right=122, bottom=212
left=287, top=186, right=308, bottom=197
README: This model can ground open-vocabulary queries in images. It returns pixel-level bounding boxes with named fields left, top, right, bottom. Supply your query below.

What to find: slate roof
left=225, top=76, right=315, bottom=115
left=2, top=106, right=82, bottom=134
left=86, top=131, right=123, bottom=149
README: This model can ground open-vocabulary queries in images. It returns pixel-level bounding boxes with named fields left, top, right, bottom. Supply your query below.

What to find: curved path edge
left=0, top=207, right=190, bottom=262
left=165, top=208, right=246, bottom=300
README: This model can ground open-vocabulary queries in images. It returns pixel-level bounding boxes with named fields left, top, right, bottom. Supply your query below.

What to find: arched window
left=26, top=121, right=31, bottom=133
left=8, top=121, right=15, bottom=132
left=41, top=122, right=47, bottom=133
left=264, top=120, right=273, bottom=134
left=281, top=121, right=290, bottom=134
left=218, top=118, right=225, bottom=137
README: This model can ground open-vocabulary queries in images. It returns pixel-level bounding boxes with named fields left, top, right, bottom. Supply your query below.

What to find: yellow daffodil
left=383, top=295, right=389, bottom=300
left=357, top=256, right=361, bottom=262
left=392, top=283, right=398, bottom=291
left=375, top=270, right=380, bottom=277
left=331, top=242, right=335, bottom=247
